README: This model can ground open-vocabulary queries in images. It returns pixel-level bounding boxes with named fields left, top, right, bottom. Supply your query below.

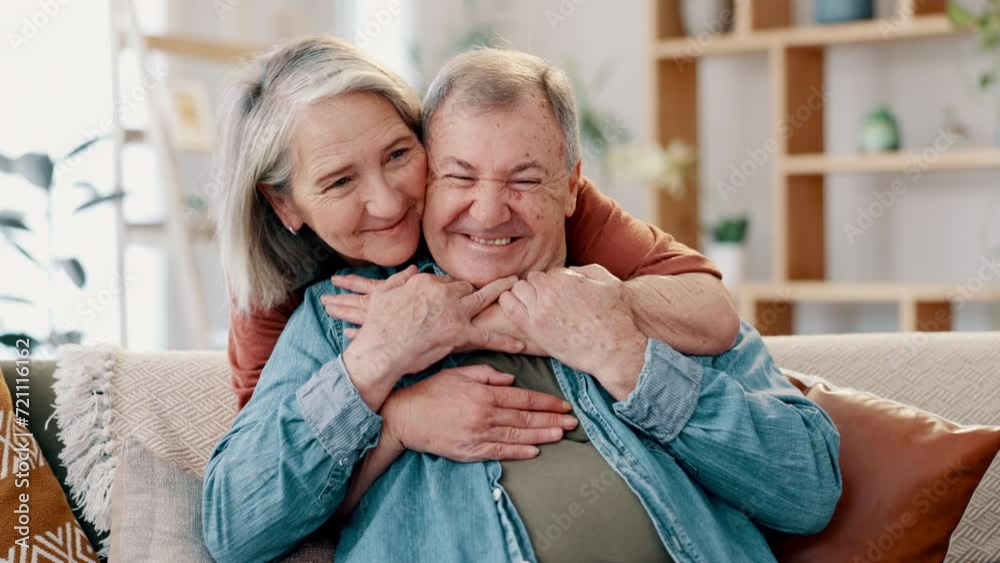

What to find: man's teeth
left=469, top=236, right=513, bottom=246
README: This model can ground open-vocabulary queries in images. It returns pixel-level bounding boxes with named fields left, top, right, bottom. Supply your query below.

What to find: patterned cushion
left=0, top=367, right=98, bottom=561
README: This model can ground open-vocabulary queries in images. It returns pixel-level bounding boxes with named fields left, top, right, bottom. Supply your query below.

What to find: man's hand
left=498, top=265, right=648, bottom=400
left=382, top=365, right=578, bottom=461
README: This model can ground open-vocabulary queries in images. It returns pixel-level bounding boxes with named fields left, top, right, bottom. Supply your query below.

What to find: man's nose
left=468, top=184, right=512, bottom=228
left=366, top=172, right=406, bottom=218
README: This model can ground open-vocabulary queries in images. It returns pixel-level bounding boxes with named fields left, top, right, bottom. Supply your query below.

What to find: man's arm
left=608, top=326, right=842, bottom=535
left=567, top=177, right=738, bottom=354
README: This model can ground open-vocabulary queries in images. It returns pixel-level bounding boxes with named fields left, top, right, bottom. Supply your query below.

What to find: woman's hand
left=325, top=271, right=544, bottom=355
left=335, top=266, right=526, bottom=410
left=381, top=365, right=578, bottom=461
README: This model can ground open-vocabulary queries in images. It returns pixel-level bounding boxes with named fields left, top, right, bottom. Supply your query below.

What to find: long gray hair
left=217, top=36, right=422, bottom=315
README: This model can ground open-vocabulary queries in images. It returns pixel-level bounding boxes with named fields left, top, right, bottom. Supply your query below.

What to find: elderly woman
left=205, top=36, right=749, bottom=560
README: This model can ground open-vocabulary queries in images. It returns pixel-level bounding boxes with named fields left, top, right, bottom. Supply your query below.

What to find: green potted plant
left=0, top=139, right=125, bottom=353
left=949, top=0, right=1000, bottom=144
left=705, top=216, right=750, bottom=287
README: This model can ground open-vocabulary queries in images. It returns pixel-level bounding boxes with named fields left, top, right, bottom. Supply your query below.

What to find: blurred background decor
left=0, top=141, right=125, bottom=353
left=859, top=105, right=902, bottom=153
left=948, top=0, right=1000, bottom=144
left=706, top=216, right=750, bottom=287
left=816, top=0, right=874, bottom=24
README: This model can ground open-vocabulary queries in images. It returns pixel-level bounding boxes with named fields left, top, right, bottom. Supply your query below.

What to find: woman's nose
left=366, top=173, right=406, bottom=218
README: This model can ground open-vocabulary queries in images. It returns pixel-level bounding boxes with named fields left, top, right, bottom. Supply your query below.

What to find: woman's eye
left=327, top=177, right=352, bottom=190
left=389, top=148, right=409, bottom=160
left=512, top=178, right=541, bottom=188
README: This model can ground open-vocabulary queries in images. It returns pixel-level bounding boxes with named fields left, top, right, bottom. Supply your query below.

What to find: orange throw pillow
left=769, top=375, right=1000, bottom=563
left=1, top=367, right=98, bottom=561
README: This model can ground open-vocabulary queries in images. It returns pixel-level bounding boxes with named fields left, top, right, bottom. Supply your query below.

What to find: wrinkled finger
left=324, top=304, right=366, bottom=325
left=489, top=408, right=578, bottom=430
left=511, top=279, right=538, bottom=309
left=462, top=275, right=517, bottom=316
left=330, top=274, right=384, bottom=294
left=490, top=386, right=572, bottom=412
left=471, top=443, right=540, bottom=461
left=498, top=292, right=529, bottom=326
left=466, top=327, right=525, bottom=355
left=484, top=426, right=564, bottom=445
left=322, top=293, right=369, bottom=310
left=383, top=265, right=419, bottom=290
left=449, top=365, right=515, bottom=386
left=568, top=264, right=617, bottom=281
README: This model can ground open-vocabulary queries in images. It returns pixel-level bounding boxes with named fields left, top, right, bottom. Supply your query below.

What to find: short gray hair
left=217, top=36, right=422, bottom=314
left=422, top=48, right=581, bottom=170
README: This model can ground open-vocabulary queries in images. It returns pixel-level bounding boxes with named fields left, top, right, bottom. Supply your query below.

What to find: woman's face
left=263, top=91, right=427, bottom=267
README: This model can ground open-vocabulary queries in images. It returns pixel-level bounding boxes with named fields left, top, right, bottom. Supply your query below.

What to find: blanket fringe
left=52, top=344, right=121, bottom=558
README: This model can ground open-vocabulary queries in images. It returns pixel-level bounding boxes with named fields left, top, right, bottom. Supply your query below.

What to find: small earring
left=286, top=225, right=298, bottom=235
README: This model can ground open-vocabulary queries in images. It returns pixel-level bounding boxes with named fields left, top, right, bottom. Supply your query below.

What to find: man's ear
left=564, top=160, right=582, bottom=217
left=258, top=183, right=304, bottom=233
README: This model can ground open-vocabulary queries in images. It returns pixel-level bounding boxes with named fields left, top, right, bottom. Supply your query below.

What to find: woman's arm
left=567, top=177, right=739, bottom=354
left=227, top=290, right=304, bottom=410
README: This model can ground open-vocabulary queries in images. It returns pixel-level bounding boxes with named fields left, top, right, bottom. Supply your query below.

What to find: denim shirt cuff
left=296, top=355, right=383, bottom=464
left=612, top=338, right=704, bottom=443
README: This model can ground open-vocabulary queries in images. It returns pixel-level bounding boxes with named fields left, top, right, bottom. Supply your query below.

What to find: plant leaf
left=0, top=333, right=35, bottom=348
left=8, top=238, right=42, bottom=267
left=0, top=212, right=29, bottom=231
left=63, top=135, right=104, bottom=160
left=74, top=191, right=126, bottom=214
left=74, top=181, right=100, bottom=198
left=980, top=72, right=996, bottom=89
left=0, top=295, right=32, bottom=305
left=13, top=153, right=55, bottom=190
left=57, top=258, right=87, bottom=288
left=948, top=2, right=974, bottom=27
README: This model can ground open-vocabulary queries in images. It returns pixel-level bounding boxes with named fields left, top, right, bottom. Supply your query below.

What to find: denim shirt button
left=339, top=457, right=350, bottom=466
left=492, top=487, right=502, bottom=502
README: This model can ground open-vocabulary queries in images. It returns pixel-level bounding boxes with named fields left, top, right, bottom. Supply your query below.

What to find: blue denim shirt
left=203, top=257, right=842, bottom=563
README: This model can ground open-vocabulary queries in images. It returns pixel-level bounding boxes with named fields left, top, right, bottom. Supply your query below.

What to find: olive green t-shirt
left=460, top=352, right=672, bottom=563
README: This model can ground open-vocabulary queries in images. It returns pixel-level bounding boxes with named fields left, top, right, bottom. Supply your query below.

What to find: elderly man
left=205, top=48, right=841, bottom=563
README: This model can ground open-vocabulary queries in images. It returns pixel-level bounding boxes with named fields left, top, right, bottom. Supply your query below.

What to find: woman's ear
left=563, top=160, right=583, bottom=217
left=258, top=183, right=304, bottom=233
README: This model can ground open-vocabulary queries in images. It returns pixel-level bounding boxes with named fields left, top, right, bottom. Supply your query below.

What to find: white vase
left=681, top=0, right=735, bottom=36
left=706, top=241, right=747, bottom=288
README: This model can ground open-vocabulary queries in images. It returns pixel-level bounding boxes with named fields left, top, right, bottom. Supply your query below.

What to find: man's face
left=422, top=88, right=581, bottom=287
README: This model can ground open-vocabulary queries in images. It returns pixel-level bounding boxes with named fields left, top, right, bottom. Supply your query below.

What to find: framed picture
left=166, top=79, right=216, bottom=152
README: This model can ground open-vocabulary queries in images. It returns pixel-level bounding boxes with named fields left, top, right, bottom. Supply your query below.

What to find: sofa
left=4, top=331, right=999, bottom=562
